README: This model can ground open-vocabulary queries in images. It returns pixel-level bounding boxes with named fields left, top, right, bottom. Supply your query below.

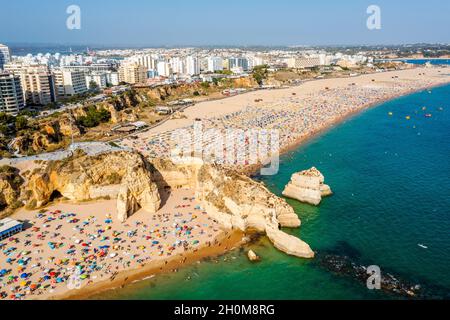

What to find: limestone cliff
left=18, top=152, right=314, bottom=259
left=23, top=150, right=161, bottom=221
left=282, top=167, right=332, bottom=206
left=152, top=158, right=314, bottom=259
left=0, top=166, right=24, bottom=217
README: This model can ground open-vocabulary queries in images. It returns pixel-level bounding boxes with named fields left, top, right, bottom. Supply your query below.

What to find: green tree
left=15, top=116, right=28, bottom=131
left=76, top=106, right=111, bottom=128
left=0, top=124, right=9, bottom=136
left=253, top=65, right=269, bottom=86
left=89, top=80, right=100, bottom=91
left=200, top=82, right=210, bottom=89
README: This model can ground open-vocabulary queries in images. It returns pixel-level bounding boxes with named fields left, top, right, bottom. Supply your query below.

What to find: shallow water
left=92, top=83, right=450, bottom=300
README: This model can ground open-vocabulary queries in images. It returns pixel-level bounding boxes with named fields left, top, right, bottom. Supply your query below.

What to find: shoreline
left=68, top=74, right=450, bottom=300
left=242, top=78, right=450, bottom=177
left=54, top=229, right=244, bottom=300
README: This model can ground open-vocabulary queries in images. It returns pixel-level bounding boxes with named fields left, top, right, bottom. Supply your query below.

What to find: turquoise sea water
left=398, top=59, right=450, bottom=65
left=93, top=83, right=450, bottom=300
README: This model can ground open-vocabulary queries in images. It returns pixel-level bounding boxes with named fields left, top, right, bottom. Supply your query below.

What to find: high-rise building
left=185, top=56, right=200, bottom=75
left=118, top=62, right=147, bottom=84
left=228, top=58, right=249, bottom=71
left=127, top=54, right=157, bottom=71
left=85, top=72, right=108, bottom=89
left=106, top=72, right=119, bottom=86
left=207, top=57, right=223, bottom=73
left=0, top=72, right=25, bottom=115
left=170, top=57, right=184, bottom=75
left=0, top=44, right=11, bottom=70
left=53, top=68, right=88, bottom=98
left=157, top=61, right=170, bottom=77
left=4, top=63, right=56, bottom=105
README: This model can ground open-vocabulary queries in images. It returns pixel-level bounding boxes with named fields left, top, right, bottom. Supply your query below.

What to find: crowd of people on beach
left=118, top=77, right=446, bottom=169
left=0, top=191, right=221, bottom=300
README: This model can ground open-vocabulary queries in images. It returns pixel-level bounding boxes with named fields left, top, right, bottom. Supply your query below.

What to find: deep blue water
left=93, top=83, right=450, bottom=300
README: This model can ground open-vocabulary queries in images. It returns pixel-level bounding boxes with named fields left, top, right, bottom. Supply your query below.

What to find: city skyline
left=1, top=0, right=450, bottom=47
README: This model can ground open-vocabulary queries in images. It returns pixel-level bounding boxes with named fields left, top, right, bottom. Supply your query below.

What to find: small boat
left=425, top=114, right=432, bottom=118
left=388, top=112, right=393, bottom=116
left=438, top=107, right=444, bottom=111
left=422, top=107, right=427, bottom=111
left=418, top=244, right=428, bottom=249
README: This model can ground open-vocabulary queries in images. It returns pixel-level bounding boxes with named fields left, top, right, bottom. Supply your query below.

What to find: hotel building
left=4, top=63, right=56, bottom=106
left=53, top=68, right=88, bottom=98
left=118, top=62, right=147, bottom=84
left=0, top=44, right=11, bottom=70
left=0, top=72, right=25, bottom=115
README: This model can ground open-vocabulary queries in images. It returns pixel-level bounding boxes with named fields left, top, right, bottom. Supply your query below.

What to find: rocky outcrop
left=247, top=250, right=260, bottom=262
left=20, top=153, right=313, bottom=259
left=282, top=167, right=332, bottom=206
left=266, top=226, right=314, bottom=258
left=23, top=150, right=160, bottom=221
left=153, top=158, right=314, bottom=259
left=0, top=166, right=24, bottom=216
left=116, top=162, right=161, bottom=222
left=9, top=118, right=82, bottom=156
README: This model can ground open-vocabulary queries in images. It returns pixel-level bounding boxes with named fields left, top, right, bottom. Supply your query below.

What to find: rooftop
left=0, top=218, right=23, bottom=234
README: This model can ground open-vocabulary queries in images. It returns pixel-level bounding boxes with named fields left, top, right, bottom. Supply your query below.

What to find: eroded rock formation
left=247, top=250, right=260, bottom=262
left=0, top=166, right=24, bottom=216
left=23, top=150, right=160, bottom=221
left=18, top=152, right=314, bottom=259
left=282, top=167, right=332, bottom=206
left=152, top=157, right=314, bottom=259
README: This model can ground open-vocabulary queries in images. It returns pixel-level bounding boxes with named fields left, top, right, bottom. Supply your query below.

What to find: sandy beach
left=118, top=66, right=450, bottom=170
left=1, top=66, right=449, bottom=300
left=0, top=188, right=241, bottom=300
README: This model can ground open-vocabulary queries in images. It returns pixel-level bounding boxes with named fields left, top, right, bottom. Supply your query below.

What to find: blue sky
left=1, top=0, right=449, bottom=46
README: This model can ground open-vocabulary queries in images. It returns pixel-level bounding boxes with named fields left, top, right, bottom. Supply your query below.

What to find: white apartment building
left=287, top=57, right=321, bottom=69
left=106, top=72, right=119, bottom=86
left=185, top=56, right=200, bottom=75
left=0, top=44, right=11, bottom=70
left=4, top=63, right=55, bottom=106
left=127, top=54, right=158, bottom=71
left=0, top=72, right=25, bottom=115
left=20, top=65, right=55, bottom=105
left=228, top=58, right=249, bottom=71
left=157, top=61, right=171, bottom=77
left=53, top=68, right=88, bottom=98
left=207, top=57, right=223, bottom=72
left=170, top=57, right=184, bottom=74
left=85, top=72, right=108, bottom=89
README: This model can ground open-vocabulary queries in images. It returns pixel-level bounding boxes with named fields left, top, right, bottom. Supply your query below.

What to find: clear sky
left=1, top=0, right=449, bottom=47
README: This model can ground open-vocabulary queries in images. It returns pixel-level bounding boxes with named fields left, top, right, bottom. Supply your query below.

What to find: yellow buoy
left=406, top=116, right=411, bottom=120
left=388, top=112, right=393, bottom=116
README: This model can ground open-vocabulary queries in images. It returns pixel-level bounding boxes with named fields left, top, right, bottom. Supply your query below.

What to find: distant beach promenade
left=1, top=66, right=449, bottom=300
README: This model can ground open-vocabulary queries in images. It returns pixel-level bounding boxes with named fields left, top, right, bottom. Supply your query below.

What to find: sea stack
left=247, top=250, right=260, bottom=262
left=282, top=167, right=332, bottom=206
